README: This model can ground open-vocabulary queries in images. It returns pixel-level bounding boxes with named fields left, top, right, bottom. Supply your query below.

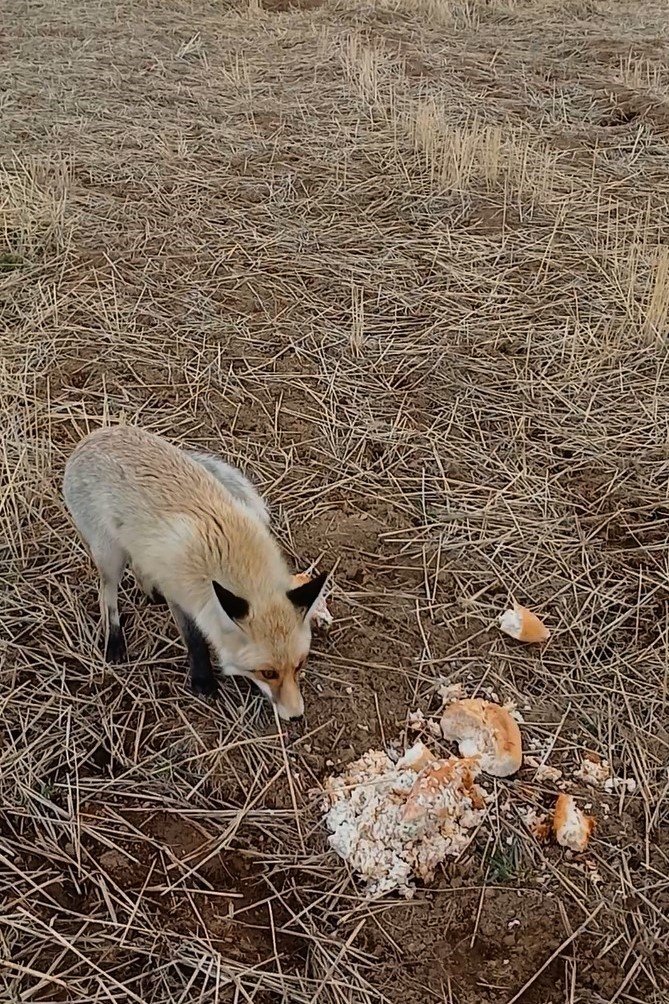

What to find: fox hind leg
left=91, top=540, right=128, bottom=663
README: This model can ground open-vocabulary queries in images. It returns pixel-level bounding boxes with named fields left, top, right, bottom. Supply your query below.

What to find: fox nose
left=277, top=683, right=304, bottom=722
left=277, top=701, right=304, bottom=722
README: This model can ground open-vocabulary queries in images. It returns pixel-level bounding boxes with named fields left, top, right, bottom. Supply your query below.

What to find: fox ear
left=287, top=571, right=328, bottom=619
left=212, top=581, right=249, bottom=622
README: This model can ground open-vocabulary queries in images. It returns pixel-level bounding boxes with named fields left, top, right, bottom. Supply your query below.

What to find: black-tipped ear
left=212, top=582, right=249, bottom=622
left=287, top=571, right=328, bottom=616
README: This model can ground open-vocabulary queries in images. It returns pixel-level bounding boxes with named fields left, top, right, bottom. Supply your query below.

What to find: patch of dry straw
left=1, top=0, right=668, bottom=1000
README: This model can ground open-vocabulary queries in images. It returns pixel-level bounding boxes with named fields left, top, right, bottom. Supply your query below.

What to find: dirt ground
left=2, top=0, right=669, bottom=1000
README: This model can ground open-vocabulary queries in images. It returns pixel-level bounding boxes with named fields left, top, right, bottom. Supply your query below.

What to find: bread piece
left=440, top=698, right=523, bottom=777
left=553, top=793, right=595, bottom=852
left=499, top=603, right=550, bottom=643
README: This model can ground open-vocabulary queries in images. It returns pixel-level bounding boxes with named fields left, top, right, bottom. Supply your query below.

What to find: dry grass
left=2, top=0, right=669, bottom=1000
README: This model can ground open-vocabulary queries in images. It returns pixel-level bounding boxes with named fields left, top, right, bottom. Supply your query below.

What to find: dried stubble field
left=1, top=0, right=669, bottom=1000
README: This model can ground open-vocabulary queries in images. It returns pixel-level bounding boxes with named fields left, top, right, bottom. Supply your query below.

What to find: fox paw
left=191, top=674, right=219, bottom=699
left=105, top=628, right=127, bottom=664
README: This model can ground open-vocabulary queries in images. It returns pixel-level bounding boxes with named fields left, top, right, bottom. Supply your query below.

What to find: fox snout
left=275, top=677, right=304, bottom=721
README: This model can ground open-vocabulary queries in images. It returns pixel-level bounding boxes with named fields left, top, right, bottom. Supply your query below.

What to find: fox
left=62, top=426, right=327, bottom=720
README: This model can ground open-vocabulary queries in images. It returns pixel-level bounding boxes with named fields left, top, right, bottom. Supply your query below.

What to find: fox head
left=210, top=572, right=328, bottom=720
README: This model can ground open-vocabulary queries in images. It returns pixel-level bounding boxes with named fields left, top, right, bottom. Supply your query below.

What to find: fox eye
left=261, top=669, right=279, bottom=681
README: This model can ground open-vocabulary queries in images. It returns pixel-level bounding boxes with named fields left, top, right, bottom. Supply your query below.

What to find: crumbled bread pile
left=323, top=744, right=488, bottom=897
left=322, top=672, right=621, bottom=895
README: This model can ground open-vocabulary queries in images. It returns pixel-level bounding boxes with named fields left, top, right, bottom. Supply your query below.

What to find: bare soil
left=2, top=0, right=668, bottom=1001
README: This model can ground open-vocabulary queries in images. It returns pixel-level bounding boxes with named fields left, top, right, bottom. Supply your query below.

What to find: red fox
left=63, top=426, right=327, bottom=720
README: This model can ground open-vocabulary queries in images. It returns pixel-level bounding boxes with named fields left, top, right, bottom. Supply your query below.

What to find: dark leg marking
left=148, top=587, right=167, bottom=606
left=105, top=623, right=127, bottom=664
left=176, top=608, right=217, bottom=697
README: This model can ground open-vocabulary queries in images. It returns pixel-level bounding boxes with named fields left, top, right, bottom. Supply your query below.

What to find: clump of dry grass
left=2, top=0, right=669, bottom=1001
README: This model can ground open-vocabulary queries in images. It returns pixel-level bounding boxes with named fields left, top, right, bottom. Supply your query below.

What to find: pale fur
left=63, top=426, right=322, bottom=719
left=184, top=450, right=270, bottom=527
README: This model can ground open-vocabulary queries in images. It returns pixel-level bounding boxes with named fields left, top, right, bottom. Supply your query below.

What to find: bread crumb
left=396, top=740, right=436, bottom=772
left=574, top=753, right=611, bottom=787
left=407, top=709, right=441, bottom=737
left=603, top=776, right=636, bottom=794
left=407, top=709, right=426, bottom=731
left=439, top=682, right=466, bottom=704
left=534, top=763, right=563, bottom=784
left=520, top=806, right=551, bottom=842
left=503, top=701, right=525, bottom=723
